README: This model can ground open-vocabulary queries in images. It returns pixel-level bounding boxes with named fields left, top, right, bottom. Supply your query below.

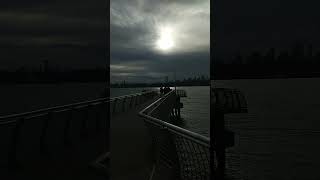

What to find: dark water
left=214, top=78, right=320, bottom=180
left=177, top=86, right=210, bottom=137
left=110, top=87, right=158, bottom=97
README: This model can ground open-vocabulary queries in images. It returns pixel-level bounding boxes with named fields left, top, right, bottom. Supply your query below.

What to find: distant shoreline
left=110, top=85, right=210, bottom=88
left=110, top=84, right=210, bottom=88
left=1, top=75, right=320, bottom=85
left=213, top=74, right=320, bottom=80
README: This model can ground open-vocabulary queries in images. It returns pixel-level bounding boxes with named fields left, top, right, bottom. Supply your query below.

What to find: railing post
left=40, top=112, right=51, bottom=155
left=213, top=108, right=225, bottom=179
left=113, top=99, right=118, bottom=114
left=81, top=105, right=90, bottom=137
left=122, top=97, right=126, bottom=112
left=135, top=95, right=138, bottom=106
left=106, top=100, right=110, bottom=151
left=64, top=109, right=72, bottom=146
left=8, top=118, right=24, bottom=171
left=95, top=103, right=102, bottom=132
left=137, top=95, right=140, bottom=105
left=129, top=96, right=133, bottom=108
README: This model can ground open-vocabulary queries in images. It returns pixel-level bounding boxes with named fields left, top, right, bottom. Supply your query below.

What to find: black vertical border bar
left=106, top=0, right=110, bottom=154
left=210, top=0, right=215, bottom=179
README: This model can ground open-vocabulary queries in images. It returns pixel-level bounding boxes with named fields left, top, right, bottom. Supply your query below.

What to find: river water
left=214, top=78, right=320, bottom=180
left=176, top=86, right=210, bottom=137
left=110, top=87, right=158, bottom=98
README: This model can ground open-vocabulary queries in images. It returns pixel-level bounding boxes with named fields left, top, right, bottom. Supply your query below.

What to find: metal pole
left=174, top=70, right=177, bottom=92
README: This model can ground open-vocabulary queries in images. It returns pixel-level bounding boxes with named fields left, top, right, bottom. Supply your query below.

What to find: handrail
left=0, top=98, right=107, bottom=121
left=139, top=90, right=210, bottom=180
left=139, top=91, right=209, bottom=145
left=0, top=90, right=157, bottom=122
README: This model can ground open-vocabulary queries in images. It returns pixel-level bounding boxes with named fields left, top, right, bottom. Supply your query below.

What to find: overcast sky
left=110, top=0, right=210, bottom=83
left=214, top=0, right=320, bottom=62
left=0, top=0, right=106, bottom=70
left=2, top=0, right=320, bottom=77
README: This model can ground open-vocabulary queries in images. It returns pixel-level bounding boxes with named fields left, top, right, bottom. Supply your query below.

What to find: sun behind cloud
left=156, top=26, right=175, bottom=52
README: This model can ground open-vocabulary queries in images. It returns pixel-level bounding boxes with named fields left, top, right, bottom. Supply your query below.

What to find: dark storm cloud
left=111, top=0, right=210, bottom=83
left=214, top=0, right=320, bottom=61
left=0, top=0, right=106, bottom=69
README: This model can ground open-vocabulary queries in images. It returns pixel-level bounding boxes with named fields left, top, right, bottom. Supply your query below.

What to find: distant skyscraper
left=43, top=59, right=49, bottom=73
left=264, top=48, right=276, bottom=64
left=306, top=43, right=313, bottom=58
left=291, top=41, right=304, bottom=62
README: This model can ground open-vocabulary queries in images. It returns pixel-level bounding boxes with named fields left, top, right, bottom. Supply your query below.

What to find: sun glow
left=156, top=26, right=175, bottom=51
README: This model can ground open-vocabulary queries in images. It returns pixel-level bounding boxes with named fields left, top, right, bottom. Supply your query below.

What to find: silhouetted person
left=160, top=87, right=163, bottom=94
left=164, top=86, right=169, bottom=94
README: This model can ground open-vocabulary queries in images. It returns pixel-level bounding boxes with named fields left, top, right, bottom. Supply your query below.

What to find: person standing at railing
left=163, top=86, right=171, bottom=94
left=160, top=86, right=164, bottom=95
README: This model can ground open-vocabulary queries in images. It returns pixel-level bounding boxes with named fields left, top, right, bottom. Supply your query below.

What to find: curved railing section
left=139, top=90, right=210, bottom=180
left=0, top=90, right=158, bottom=172
left=211, top=87, right=248, bottom=179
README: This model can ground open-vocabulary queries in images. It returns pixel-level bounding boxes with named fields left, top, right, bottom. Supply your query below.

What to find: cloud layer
left=111, top=0, right=210, bottom=83
left=214, top=0, right=320, bottom=61
left=0, top=0, right=106, bottom=70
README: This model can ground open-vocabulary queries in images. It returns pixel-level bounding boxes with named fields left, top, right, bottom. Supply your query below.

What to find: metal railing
left=109, top=91, right=158, bottom=115
left=139, top=90, right=210, bottom=180
left=211, top=87, right=248, bottom=179
left=211, top=88, right=247, bottom=113
left=0, top=90, right=158, bottom=171
left=175, top=89, right=187, bottom=97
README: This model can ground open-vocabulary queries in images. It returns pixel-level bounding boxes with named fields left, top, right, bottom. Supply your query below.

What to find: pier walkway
left=111, top=94, right=160, bottom=180
left=111, top=89, right=211, bottom=180
left=110, top=89, right=210, bottom=180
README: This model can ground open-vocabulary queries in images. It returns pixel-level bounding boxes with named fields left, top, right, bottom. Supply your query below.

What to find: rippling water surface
left=110, top=87, right=158, bottom=97
left=177, top=86, right=210, bottom=137
left=214, top=78, right=320, bottom=180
